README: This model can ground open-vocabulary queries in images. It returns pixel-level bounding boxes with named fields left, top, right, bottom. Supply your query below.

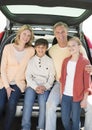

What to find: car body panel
left=0, top=0, right=92, bottom=26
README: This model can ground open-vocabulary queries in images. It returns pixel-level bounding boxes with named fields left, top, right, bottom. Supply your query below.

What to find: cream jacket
left=0, top=44, right=35, bottom=92
left=26, top=55, right=55, bottom=90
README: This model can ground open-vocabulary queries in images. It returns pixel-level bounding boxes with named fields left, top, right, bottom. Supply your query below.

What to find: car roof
left=0, top=0, right=92, bottom=26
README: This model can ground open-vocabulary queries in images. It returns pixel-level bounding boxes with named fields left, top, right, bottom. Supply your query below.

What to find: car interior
left=0, top=0, right=92, bottom=125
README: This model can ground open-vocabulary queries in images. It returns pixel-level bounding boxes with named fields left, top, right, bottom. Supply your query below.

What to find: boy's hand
left=36, top=86, right=46, bottom=94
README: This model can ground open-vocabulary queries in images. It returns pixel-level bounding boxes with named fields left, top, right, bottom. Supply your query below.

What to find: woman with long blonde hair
left=0, top=25, right=35, bottom=130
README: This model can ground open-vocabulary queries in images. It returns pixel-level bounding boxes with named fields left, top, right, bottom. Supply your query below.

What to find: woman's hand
left=6, top=87, right=15, bottom=99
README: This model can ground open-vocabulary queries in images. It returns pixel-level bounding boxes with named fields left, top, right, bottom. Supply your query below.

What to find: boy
left=21, top=38, right=55, bottom=130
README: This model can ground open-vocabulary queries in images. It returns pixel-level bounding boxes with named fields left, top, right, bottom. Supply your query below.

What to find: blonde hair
left=53, top=21, right=68, bottom=31
left=68, top=36, right=82, bottom=46
left=15, top=25, right=34, bottom=48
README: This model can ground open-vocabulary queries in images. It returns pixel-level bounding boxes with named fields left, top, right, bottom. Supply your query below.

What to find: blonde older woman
left=0, top=25, right=35, bottom=130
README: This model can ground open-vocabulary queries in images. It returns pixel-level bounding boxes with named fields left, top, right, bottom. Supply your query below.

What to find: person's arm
left=85, top=64, right=92, bottom=75
left=81, top=60, right=91, bottom=108
left=1, top=45, right=15, bottom=98
left=80, top=45, right=92, bottom=74
left=1, top=46, right=10, bottom=89
left=26, top=61, right=46, bottom=94
left=80, top=92, right=89, bottom=108
left=25, top=59, right=38, bottom=90
left=43, top=59, right=55, bottom=90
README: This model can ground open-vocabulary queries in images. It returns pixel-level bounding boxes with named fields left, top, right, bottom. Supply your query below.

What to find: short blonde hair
left=15, top=25, right=34, bottom=48
left=68, top=36, right=82, bottom=45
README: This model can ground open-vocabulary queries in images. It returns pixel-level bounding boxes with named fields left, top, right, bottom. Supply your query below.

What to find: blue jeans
left=0, top=87, right=7, bottom=118
left=21, top=87, right=49, bottom=130
left=61, top=94, right=81, bottom=130
left=45, top=81, right=61, bottom=130
left=0, top=85, right=21, bottom=130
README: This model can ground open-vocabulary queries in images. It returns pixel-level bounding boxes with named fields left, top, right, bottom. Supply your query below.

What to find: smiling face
left=35, top=45, right=47, bottom=57
left=53, top=22, right=68, bottom=46
left=15, top=25, right=34, bottom=47
left=19, top=29, right=32, bottom=45
left=54, top=25, right=68, bottom=42
left=68, top=39, right=81, bottom=55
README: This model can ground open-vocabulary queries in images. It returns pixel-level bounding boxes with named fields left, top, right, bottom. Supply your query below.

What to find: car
left=0, top=0, right=92, bottom=121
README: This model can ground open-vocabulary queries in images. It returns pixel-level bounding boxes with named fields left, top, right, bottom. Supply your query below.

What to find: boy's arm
left=44, top=60, right=55, bottom=90
left=25, top=60, right=38, bottom=90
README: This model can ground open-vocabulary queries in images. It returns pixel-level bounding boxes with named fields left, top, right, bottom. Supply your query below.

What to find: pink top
left=0, top=44, right=35, bottom=92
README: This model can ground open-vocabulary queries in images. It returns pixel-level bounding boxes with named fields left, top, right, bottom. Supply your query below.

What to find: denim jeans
left=21, top=87, right=49, bottom=130
left=0, top=85, right=21, bottom=130
left=61, top=94, right=81, bottom=130
left=45, top=81, right=61, bottom=130
left=0, top=87, right=7, bottom=119
left=84, top=95, right=92, bottom=130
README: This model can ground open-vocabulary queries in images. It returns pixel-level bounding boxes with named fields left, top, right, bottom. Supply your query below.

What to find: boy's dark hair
left=35, top=38, right=48, bottom=48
